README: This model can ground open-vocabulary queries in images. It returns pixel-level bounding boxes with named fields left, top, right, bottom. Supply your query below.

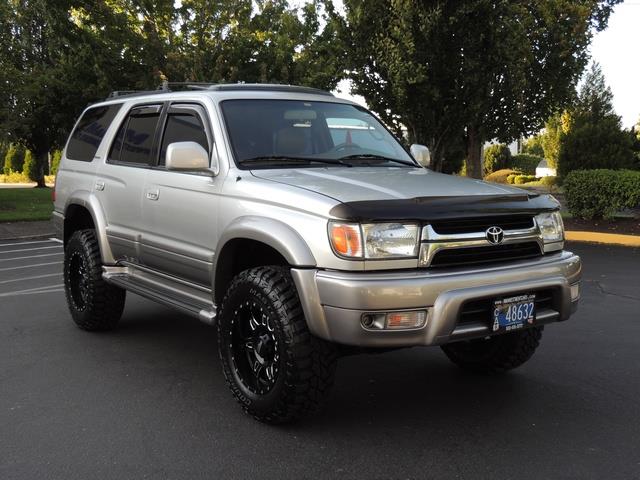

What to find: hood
left=251, top=167, right=559, bottom=222
left=251, top=167, right=521, bottom=202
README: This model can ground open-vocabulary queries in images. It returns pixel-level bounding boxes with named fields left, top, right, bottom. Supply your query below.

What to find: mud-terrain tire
left=441, top=327, right=543, bottom=373
left=217, top=266, right=337, bottom=424
left=63, top=229, right=125, bottom=331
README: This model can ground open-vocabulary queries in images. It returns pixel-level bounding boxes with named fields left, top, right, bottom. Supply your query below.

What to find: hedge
left=483, top=144, right=511, bottom=176
left=564, top=169, right=640, bottom=219
left=485, top=168, right=519, bottom=183
left=510, top=154, right=542, bottom=175
left=513, top=174, right=538, bottom=185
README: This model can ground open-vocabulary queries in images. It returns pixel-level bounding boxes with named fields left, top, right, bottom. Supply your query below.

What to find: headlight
left=535, top=211, right=564, bottom=251
left=329, top=222, right=419, bottom=259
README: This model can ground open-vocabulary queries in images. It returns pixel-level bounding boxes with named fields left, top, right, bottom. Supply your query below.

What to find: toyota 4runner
left=53, top=83, right=582, bottom=423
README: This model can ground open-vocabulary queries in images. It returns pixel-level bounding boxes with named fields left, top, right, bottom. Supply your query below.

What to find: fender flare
left=213, top=216, right=317, bottom=289
left=64, top=191, right=115, bottom=264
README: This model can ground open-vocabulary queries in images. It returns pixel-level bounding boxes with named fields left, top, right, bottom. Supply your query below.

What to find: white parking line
left=0, top=245, right=62, bottom=254
left=0, top=262, right=61, bottom=272
left=0, top=273, right=61, bottom=285
left=48, top=238, right=63, bottom=244
left=0, top=253, right=63, bottom=262
left=0, top=239, right=58, bottom=248
left=0, top=284, right=64, bottom=297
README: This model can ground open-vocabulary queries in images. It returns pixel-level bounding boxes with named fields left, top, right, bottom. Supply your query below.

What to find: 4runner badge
left=486, top=226, right=504, bottom=245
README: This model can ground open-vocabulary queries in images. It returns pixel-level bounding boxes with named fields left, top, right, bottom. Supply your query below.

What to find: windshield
left=220, top=99, right=416, bottom=168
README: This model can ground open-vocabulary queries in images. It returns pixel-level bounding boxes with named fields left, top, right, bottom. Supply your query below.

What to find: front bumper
left=291, top=251, right=581, bottom=347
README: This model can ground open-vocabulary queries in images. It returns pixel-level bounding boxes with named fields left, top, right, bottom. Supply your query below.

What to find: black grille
left=430, top=215, right=534, bottom=235
left=458, top=289, right=555, bottom=327
left=430, top=242, right=542, bottom=268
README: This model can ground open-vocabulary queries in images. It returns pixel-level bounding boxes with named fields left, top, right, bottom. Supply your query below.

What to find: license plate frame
left=492, top=293, right=536, bottom=332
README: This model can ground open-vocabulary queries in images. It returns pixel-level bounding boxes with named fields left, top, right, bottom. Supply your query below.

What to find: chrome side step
left=102, top=264, right=216, bottom=326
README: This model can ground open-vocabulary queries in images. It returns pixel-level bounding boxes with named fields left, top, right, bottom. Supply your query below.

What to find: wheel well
left=215, top=239, right=289, bottom=304
left=63, top=204, right=95, bottom=245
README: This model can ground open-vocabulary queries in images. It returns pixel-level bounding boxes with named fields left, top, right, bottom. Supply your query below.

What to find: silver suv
left=53, top=84, right=582, bottom=423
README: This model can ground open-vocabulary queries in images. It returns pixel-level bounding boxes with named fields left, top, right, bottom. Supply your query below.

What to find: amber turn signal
left=329, top=223, right=362, bottom=258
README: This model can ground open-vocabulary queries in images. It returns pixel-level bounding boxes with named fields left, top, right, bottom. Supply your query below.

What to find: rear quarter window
left=66, top=104, right=123, bottom=162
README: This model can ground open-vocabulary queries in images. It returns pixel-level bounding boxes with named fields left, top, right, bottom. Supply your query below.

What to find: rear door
left=96, top=104, right=162, bottom=261
left=140, top=102, right=221, bottom=286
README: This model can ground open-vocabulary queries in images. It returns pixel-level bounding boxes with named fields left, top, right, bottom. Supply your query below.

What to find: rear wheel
left=63, top=229, right=125, bottom=331
left=217, top=266, right=337, bottom=423
left=441, top=327, right=543, bottom=373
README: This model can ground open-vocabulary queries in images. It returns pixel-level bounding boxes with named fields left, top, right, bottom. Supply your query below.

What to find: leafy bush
left=4, top=144, right=25, bottom=174
left=510, top=154, right=542, bottom=175
left=0, top=170, right=31, bottom=183
left=485, top=168, right=520, bottom=183
left=539, top=176, right=557, bottom=187
left=23, top=150, right=38, bottom=181
left=50, top=150, right=62, bottom=176
left=483, top=144, right=511, bottom=176
left=513, top=174, right=538, bottom=185
left=564, top=169, right=640, bottom=219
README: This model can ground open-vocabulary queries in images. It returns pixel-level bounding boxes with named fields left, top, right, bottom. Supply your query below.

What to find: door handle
left=145, top=189, right=159, bottom=201
left=95, top=180, right=105, bottom=191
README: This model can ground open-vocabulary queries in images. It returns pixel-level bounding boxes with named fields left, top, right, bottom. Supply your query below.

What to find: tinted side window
left=66, top=104, right=122, bottom=161
left=108, top=106, right=161, bottom=165
left=159, top=112, right=209, bottom=165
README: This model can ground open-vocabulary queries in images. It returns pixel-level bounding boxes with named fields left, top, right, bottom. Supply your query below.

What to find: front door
left=140, top=102, right=221, bottom=286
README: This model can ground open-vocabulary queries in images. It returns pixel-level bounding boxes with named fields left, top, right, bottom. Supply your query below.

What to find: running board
left=102, top=264, right=216, bottom=326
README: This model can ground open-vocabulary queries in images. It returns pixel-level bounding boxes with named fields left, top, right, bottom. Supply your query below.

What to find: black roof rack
left=106, top=82, right=333, bottom=100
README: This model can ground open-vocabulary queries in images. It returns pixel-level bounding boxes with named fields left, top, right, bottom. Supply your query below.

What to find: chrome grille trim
left=418, top=221, right=543, bottom=267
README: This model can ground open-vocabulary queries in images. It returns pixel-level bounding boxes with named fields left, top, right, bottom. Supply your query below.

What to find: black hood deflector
left=329, top=193, right=559, bottom=223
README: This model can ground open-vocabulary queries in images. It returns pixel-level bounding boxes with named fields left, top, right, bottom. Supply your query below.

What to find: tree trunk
left=465, top=125, right=483, bottom=179
left=34, top=150, right=48, bottom=188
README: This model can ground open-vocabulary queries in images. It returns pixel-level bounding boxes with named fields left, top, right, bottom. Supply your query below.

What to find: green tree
left=522, top=135, right=545, bottom=158
left=556, top=64, right=634, bottom=178
left=340, top=0, right=620, bottom=177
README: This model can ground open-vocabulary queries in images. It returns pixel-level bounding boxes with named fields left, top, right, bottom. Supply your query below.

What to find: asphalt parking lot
left=0, top=239, right=639, bottom=479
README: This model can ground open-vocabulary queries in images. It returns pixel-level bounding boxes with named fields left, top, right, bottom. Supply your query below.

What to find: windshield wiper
left=338, top=154, right=415, bottom=167
left=239, top=156, right=349, bottom=167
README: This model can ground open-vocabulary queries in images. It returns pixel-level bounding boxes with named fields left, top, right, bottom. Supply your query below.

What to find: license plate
left=492, top=294, right=536, bottom=332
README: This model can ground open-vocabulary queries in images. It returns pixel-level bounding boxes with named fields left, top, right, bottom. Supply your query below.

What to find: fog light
left=570, top=282, right=580, bottom=302
left=361, top=310, right=427, bottom=330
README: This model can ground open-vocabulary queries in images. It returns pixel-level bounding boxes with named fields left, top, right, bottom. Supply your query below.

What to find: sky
left=590, top=1, right=640, bottom=128
left=332, top=1, right=640, bottom=128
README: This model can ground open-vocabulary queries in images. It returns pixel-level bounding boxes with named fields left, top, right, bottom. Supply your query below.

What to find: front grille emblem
left=486, top=226, right=504, bottom=245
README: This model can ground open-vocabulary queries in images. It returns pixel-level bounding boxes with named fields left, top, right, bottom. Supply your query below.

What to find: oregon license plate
left=492, top=294, right=536, bottom=332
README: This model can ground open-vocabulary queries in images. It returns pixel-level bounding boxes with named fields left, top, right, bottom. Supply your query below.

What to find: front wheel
left=441, top=327, right=543, bottom=373
left=217, top=266, right=337, bottom=423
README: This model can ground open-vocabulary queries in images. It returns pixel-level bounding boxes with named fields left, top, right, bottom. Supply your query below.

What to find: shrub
left=0, top=170, right=31, bottom=183
left=485, top=168, right=520, bottom=184
left=539, top=176, right=557, bottom=187
left=50, top=150, right=62, bottom=176
left=23, top=150, right=37, bottom=181
left=483, top=144, right=511, bottom=176
left=564, top=169, right=640, bottom=219
left=513, top=174, right=538, bottom=185
left=510, top=154, right=542, bottom=175
left=4, top=144, right=25, bottom=174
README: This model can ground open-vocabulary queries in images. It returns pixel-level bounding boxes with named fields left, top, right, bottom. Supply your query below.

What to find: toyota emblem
left=486, top=226, right=504, bottom=245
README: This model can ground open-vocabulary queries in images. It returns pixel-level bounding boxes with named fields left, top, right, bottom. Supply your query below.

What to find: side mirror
left=410, top=144, right=431, bottom=168
left=166, top=142, right=211, bottom=173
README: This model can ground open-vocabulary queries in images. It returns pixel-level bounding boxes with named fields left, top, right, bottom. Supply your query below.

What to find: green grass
left=0, top=188, right=53, bottom=222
